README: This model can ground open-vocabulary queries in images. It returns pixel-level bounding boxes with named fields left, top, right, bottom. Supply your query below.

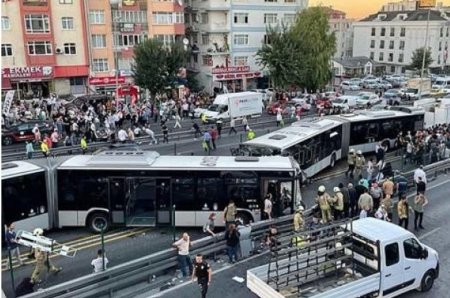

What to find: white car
left=356, top=92, right=381, bottom=107
left=349, top=78, right=363, bottom=86
left=341, top=81, right=361, bottom=91
left=194, top=107, right=208, bottom=118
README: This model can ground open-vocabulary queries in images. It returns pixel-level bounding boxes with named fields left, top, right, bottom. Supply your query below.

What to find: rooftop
left=333, top=56, right=380, bottom=69
left=353, top=218, right=412, bottom=243
left=1, top=161, right=44, bottom=179
left=360, top=9, right=450, bottom=22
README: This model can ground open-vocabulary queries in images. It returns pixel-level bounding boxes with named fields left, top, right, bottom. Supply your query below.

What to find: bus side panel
left=341, top=122, right=351, bottom=157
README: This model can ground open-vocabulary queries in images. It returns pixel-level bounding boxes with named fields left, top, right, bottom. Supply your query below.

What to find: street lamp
left=110, top=0, right=121, bottom=103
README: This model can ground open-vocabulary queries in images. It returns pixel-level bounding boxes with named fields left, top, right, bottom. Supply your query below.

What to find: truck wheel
left=87, top=212, right=110, bottom=233
left=420, top=270, right=435, bottom=292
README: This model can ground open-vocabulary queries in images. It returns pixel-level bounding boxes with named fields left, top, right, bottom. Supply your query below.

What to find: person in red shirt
left=209, top=126, right=218, bottom=150
left=44, top=134, right=53, bottom=149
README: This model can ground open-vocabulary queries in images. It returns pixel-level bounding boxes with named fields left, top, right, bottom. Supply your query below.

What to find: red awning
left=53, top=65, right=89, bottom=78
left=1, top=77, right=12, bottom=90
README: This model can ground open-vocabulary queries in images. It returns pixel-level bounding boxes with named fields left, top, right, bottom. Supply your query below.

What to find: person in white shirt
left=91, top=249, right=109, bottom=273
left=118, top=129, right=128, bottom=143
left=174, top=113, right=182, bottom=129
left=172, top=233, right=193, bottom=277
left=263, top=194, right=273, bottom=220
left=144, top=126, right=157, bottom=144
left=414, top=165, right=427, bottom=184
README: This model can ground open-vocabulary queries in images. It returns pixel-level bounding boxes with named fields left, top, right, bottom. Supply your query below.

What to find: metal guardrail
left=20, top=155, right=450, bottom=298
left=2, top=117, right=298, bottom=163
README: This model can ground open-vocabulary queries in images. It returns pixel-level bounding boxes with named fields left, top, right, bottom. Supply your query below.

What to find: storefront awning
left=1, top=77, right=12, bottom=90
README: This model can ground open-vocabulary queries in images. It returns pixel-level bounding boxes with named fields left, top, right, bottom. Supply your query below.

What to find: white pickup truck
left=247, top=218, right=439, bottom=298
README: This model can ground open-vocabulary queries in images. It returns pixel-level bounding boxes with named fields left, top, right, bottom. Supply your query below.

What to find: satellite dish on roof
left=177, top=0, right=183, bottom=6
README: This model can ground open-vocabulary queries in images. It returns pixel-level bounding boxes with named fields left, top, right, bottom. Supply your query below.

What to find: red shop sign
left=89, top=76, right=126, bottom=85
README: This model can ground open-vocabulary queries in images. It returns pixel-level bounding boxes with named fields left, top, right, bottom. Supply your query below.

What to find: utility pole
left=419, top=8, right=431, bottom=100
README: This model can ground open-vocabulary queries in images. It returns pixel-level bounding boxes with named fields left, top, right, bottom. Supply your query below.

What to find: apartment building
left=185, top=0, right=308, bottom=93
left=1, top=0, right=89, bottom=97
left=352, top=9, right=450, bottom=74
left=323, top=8, right=354, bottom=59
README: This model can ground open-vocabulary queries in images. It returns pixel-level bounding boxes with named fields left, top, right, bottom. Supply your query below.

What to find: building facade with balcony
left=323, top=8, right=354, bottom=59
left=1, top=0, right=89, bottom=97
left=185, top=0, right=308, bottom=93
left=352, top=10, right=450, bottom=75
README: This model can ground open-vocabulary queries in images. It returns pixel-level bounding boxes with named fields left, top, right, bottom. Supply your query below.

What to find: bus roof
left=334, top=109, right=424, bottom=123
left=57, top=152, right=298, bottom=172
left=1, top=161, right=45, bottom=179
left=243, top=118, right=342, bottom=150
left=353, top=218, right=412, bottom=245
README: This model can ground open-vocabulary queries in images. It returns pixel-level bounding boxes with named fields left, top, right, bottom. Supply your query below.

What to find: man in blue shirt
left=5, top=223, right=24, bottom=269
left=203, top=131, right=212, bottom=152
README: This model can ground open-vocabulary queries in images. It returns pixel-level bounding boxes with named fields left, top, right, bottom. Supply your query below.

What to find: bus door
left=261, top=178, right=295, bottom=218
left=125, top=178, right=157, bottom=226
left=156, top=178, right=171, bottom=225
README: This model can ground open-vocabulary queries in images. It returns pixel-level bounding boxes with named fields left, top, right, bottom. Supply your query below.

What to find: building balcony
left=199, top=22, right=230, bottom=33
left=197, top=1, right=231, bottom=11
left=186, top=24, right=200, bottom=34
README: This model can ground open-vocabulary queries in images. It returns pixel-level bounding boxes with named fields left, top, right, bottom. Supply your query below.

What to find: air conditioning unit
left=55, top=47, right=63, bottom=54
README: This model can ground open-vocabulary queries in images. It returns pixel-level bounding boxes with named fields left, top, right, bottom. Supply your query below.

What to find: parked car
left=382, top=93, right=402, bottom=105
left=379, top=80, right=393, bottom=89
left=349, top=78, right=363, bottom=86
left=332, top=95, right=358, bottom=112
left=341, top=81, right=361, bottom=91
left=364, top=81, right=379, bottom=89
left=356, top=92, right=381, bottom=107
left=2, top=120, right=54, bottom=145
left=266, top=101, right=304, bottom=115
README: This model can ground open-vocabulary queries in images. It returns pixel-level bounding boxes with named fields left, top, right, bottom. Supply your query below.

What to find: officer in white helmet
left=27, top=228, right=44, bottom=259
left=293, top=206, right=305, bottom=232
left=355, top=150, right=366, bottom=178
left=331, top=187, right=344, bottom=220
left=315, top=185, right=332, bottom=223
left=345, top=149, right=357, bottom=179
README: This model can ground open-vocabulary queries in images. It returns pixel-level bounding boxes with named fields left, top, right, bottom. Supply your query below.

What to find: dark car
left=2, top=120, right=54, bottom=145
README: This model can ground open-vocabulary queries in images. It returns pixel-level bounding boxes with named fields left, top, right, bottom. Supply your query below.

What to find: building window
left=283, top=14, right=295, bottom=25
left=380, top=27, right=385, bottom=36
left=200, top=13, right=208, bottom=24
left=1, top=16, right=10, bottom=30
left=92, top=58, right=108, bottom=72
left=399, top=40, right=405, bottom=50
left=64, top=43, right=76, bottom=55
left=118, top=34, right=146, bottom=46
left=398, top=53, right=404, bottom=63
left=70, top=77, right=83, bottom=86
left=92, top=34, right=106, bottom=48
left=390, top=65, right=395, bottom=73
left=1, top=44, right=12, bottom=56
left=388, top=53, right=393, bottom=62
left=440, top=27, right=444, bottom=37
left=380, top=40, right=385, bottom=49
left=89, top=10, right=105, bottom=24
left=234, top=34, right=248, bottom=45
left=153, top=12, right=184, bottom=24
left=25, top=14, right=50, bottom=33
left=23, top=0, right=48, bottom=6
left=264, top=0, right=277, bottom=2
left=389, top=40, right=394, bottom=49
left=234, top=13, right=248, bottom=24
left=400, top=27, right=405, bottom=37
left=438, top=55, right=441, bottom=64
left=439, top=41, right=442, bottom=51
left=201, top=34, right=209, bottom=45
left=390, top=27, right=395, bottom=36
left=27, top=41, right=52, bottom=55
left=113, top=10, right=148, bottom=24
left=61, top=17, right=74, bottom=30
left=264, top=13, right=277, bottom=24
left=202, top=55, right=209, bottom=66
left=370, top=40, right=375, bottom=48
left=371, top=27, right=376, bottom=36
left=263, top=35, right=272, bottom=45
left=370, top=52, right=374, bottom=60
left=234, top=56, right=248, bottom=66
left=379, top=52, right=384, bottom=61
left=59, top=0, right=73, bottom=3
left=154, top=35, right=175, bottom=46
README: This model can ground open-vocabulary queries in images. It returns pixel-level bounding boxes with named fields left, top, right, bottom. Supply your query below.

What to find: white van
left=332, top=95, right=358, bottom=111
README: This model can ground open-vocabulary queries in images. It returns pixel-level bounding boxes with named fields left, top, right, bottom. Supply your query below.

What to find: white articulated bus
left=240, top=107, right=425, bottom=178
left=2, top=153, right=303, bottom=233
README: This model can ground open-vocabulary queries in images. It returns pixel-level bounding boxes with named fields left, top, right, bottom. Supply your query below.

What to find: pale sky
left=310, top=0, right=450, bottom=19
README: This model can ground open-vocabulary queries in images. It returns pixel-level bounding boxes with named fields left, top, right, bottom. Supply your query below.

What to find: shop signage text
left=2, top=66, right=53, bottom=79
left=89, top=76, right=126, bottom=85
left=212, top=66, right=250, bottom=75
left=213, top=71, right=262, bottom=81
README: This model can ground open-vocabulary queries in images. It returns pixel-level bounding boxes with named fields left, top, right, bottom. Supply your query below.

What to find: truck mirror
left=421, top=247, right=429, bottom=259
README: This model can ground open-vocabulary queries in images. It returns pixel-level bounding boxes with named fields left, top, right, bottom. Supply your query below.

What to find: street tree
left=132, top=39, right=188, bottom=98
left=410, top=47, right=433, bottom=71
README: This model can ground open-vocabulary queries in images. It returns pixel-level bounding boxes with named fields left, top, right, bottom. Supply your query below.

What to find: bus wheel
left=236, top=213, right=251, bottom=225
left=87, top=212, right=110, bottom=233
left=330, top=154, right=336, bottom=168
left=420, top=270, right=435, bottom=292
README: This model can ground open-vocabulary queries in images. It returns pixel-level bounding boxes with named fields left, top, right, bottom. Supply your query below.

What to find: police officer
left=315, top=185, right=332, bottom=223
left=191, top=254, right=212, bottom=298
left=293, top=206, right=305, bottom=232
left=332, top=187, right=344, bottom=220
left=355, top=150, right=366, bottom=178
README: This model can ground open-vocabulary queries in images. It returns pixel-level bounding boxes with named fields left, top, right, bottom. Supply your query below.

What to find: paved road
left=153, top=175, right=450, bottom=298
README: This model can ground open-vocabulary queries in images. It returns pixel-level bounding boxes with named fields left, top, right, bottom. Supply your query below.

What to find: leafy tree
left=132, top=39, right=188, bottom=98
left=410, top=47, right=433, bottom=71
left=256, top=7, right=335, bottom=92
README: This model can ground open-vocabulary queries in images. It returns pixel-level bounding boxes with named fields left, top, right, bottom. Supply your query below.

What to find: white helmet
left=357, top=150, right=362, bottom=155
left=333, top=187, right=340, bottom=193
left=349, top=148, right=355, bottom=153
left=318, top=185, right=326, bottom=192
left=297, top=206, right=304, bottom=212
left=33, top=228, right=44, bottom=236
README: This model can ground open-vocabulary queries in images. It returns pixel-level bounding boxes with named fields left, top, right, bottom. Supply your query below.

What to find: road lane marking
left=418, top=228, right=441, bottom=240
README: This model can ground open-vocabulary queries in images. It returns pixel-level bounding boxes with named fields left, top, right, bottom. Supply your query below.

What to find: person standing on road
left=229, top=118, right=237, bottom=135
left=162, top=124, right=169, bottom=143
left=416, top=176, right=427, bottom=195
left=358, top=188, right=373, bottom=216
left=40, top=140, right=50, bottom=158
left=397, top=194, right=412, bottom=230
left=263, top=194, right=273, bottom=220
left=50, top=129, right=59, bottom=148
left=191, top=254, right=212, bottom=298
left=413, top=193, right=428, bottom=231
left=224, top=223, right=240, bottom=263
left=345, top=149, right=356, bottom=179
left=210, top=126, right=218, bottom=150
left=242, top=117, right=248, bottom=132
left=144, top=125, right=158, bottom=144
left=223, top=200, right=237, bottom=229
left=192, top=122, right=202, bottom=140
left=355, top=150, right=365, bottom=178
left=5, top=223, right=24, bottom=269
left=91, top=249, right=109, bottom=273
left=31, top=247, right=62, bottom=284
left=315, top=185, right=332, bottom=223
left=276, top=111, right=282, bottom=127
left=414, top=165, right=427, bottom=193
left=172, top=233, right=193, bottom=278
left=216, top=120, right=223, bottom=138
left=293, top=206, right=305, bottom=232
left=25, top=141, right=34, bottom=159
left=202, top=130, right=212, bottom=152
left=174, top=113, right=182, bottom=129
left=80, top=135, right=88, bottom=155
left=247, top=128, right=256, bottom=141
left=331, top=187, right=344, bottom=220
